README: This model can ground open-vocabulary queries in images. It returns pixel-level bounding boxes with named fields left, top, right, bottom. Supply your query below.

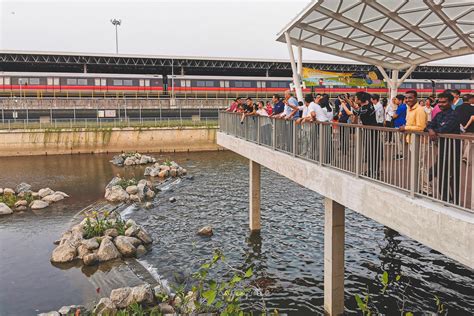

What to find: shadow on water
left=0, top=151, right=473, bottom=315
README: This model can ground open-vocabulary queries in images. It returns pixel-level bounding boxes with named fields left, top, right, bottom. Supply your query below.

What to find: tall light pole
left=110, top=18, right=121, bottom=54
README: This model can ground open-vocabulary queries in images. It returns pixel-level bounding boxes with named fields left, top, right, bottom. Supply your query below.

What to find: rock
left=169, top=197, right=176, bottom=203
left=0, top=203, right=13, bottom=215
left=123, top=236, right=142, bottom=247
left=129, top=194, right=140, bottom=202
left=38, top=188, right=55, bottom=198
left=15, top=182, right=32, bottom=194
left=83, top=253, right=99, bottom=266
left=105, top=185, right=129, bottom=202
left=97, top=237, right=121, bottom=262
left=158, top=170, right=169, bottom=178
left=53, top=239, right=61, bottom=245
left=81, top=238, right=100, bottom=250
left=159, top=303, right=175, bottom=314
left=54, top=191, right=70, bottom=198
left=160, top=165, right=171, bottom=171
left=139, top=155, right=150, bottom=164
left=197, top=226, right=213, bottom=237
left=32, top=192, right=40, bottom=198
left=42, top=193, right=64, bottom=203
left=126, top=185, right=138, bottom=195
left=93, top=297, right=117, bottom=315
left=51, top=242, right=77, bottom=263
left=145, top=190, right=155, bottom=199
left=136, top=245, right=147, bottom=258
left=137, top=228, right=153, bottom=244
left=105, top=177, right=122, bottom=190
left=136, top=183, right=147, bottom=200
left=15, top=206, right=27, bottom=212
left=114, top=236, right=137, bottom=257
left=110, top=287, right=133, bottom=308
left=3, top=188, right=15, bottom=195
left=58, top=305, right=86, bottom=316
left=124, top=157, right=135, bottom=166
left=76, top=244, right=91, bottom=259
left=170, top=169, right=178, bottom=177
left=181, top=168, right=188, bottom=175
left=131, top=284, right=154, bottom=306
left=149, top=168, right=161, bottom=177
left=111, top=155, right=125, bottom=166
left=38, top=311, right=60, bottom=316
left=14, top=200, right=28, bottom=208
left=30, top=200, right=49, bottom=210
left=144, top=166, right=153, bottom=176
left=104, top=228, right=119, bottom=238
left=125, top=225, right=140, bottom=237
left=145, top=202, right=152, bottom=209
left=126, top=219, right=137, bottom=227
left=185, top=175, right=194, bottom=180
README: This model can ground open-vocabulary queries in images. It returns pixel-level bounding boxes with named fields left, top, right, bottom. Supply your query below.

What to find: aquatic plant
left=116, top=178, right=138, bottom=190
left=83, top=211, right=127, bottom=239
left=0, top=194, right=18, bottom=208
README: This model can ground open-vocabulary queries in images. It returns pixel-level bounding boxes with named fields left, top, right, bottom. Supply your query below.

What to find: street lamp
left=110, top=18, right=122, bottom=54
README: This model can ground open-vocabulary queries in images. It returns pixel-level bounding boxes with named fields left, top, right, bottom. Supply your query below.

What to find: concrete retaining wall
left=0, top=98, right=230, bottom=110
left=0, top=127, right=219, bottom=156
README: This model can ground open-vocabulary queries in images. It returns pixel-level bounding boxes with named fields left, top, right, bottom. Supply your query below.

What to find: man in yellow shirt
left=399, top=90, right=427, bottom=139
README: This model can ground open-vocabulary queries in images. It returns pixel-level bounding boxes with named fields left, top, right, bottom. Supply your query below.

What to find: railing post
left=471, top=140, right=474, bottom=210
left=410, top=133, right=420, bottom=197
left=272, top=118, right=276, bottom=150
left=257, top=116, right=260, bottom=145
left=355, top=127, right=361, bottom=178
left=318, top=124, right=324, bottom=166
left=292, top=120, right=296, bottom=157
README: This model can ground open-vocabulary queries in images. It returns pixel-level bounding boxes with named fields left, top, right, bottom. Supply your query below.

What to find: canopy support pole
left=377, top=64, right=417, bottom=104
left=285, top=32, right=304, bottom=102
left=297, top=45, right=303, bottom=77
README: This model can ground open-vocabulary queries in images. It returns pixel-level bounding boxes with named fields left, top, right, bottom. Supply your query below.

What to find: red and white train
left=0, top=71, right=472, bottom=98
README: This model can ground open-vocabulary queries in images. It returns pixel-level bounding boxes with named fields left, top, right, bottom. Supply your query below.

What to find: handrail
left=219, top=112, right=473, bottom=213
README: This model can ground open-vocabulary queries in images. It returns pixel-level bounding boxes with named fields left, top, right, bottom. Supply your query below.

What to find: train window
left=220, top=81, right=225, bottom=88
left=206, top=81, right=214, bottom=87
left=95, top=79, right=101, bottom=86
left=19, top=78, right=29, bottom=85
left=242, top=81, right=251, bottom=88
left=197, top=81, right=206, bottom=87
left=78, top=79, right=88, bottom=85
left=181, top=80, right=188, bottom=87
left=139, top=79, right=144, bottom=87
left=235, top=81, right=243, bottom=88
left=67, top=78, right=77, bottom=85
left=4, top=77, right=10, bottom=85
left=53, top=78, right=59, bottom=85
left=257, top=81, right=261, bottom=88
left=113, top=79, right=123, bottom=86
left=101, top=79, right=106, bottom=86
left=123, top=80, right=133, bottom=86
left=270, top=82, right=279, bottom=88
left=29, top=78, right=40, bottom=85
left=0, top=78, right=3, bottom=85
left=47, top=78, right=53, bottom=85
left=454, top=83, right=467, bottom=89
left=145, top=80, right=150, bottom=87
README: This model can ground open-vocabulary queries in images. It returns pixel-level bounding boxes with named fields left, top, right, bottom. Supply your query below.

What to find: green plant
left=0, top=194, right=18, bottom=208
left=83, top=211, right=126, bottom=239
left=117, top=178, right=138, bottom=190
left=163, top=159, right=173, bottom=167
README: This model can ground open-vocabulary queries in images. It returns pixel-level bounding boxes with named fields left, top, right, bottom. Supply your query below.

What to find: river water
left=0, top=152, right=472, bottom=315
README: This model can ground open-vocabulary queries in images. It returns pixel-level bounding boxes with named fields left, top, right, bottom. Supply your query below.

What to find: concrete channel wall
left=0, top=127, right=219, bottom=156
left=0, top=98, right=230, bottom=110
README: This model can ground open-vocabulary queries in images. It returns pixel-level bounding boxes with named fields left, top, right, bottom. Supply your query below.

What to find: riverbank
left=0, top=126, right=220, bottom=157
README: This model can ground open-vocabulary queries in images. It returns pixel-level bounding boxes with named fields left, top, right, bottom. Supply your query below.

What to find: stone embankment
left=144, top=161, right=187, bottom=178
left=51, top=212, right=152, bottom=265
left=110, top=152, right=156, bottom=167
left=104, top=177, right=157, bottom=203
left=0, top=183, right=69, bottom=215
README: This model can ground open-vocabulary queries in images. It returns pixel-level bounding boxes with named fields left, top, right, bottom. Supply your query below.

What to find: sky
left=0, top=0, right=473, bottom=65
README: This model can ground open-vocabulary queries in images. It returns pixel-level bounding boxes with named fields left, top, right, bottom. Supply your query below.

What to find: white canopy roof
left=277, top=0, right=474, bottom=70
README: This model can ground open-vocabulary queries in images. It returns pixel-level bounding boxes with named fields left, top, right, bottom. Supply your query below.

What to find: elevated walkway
left=218, top=112, right=473, bottom=314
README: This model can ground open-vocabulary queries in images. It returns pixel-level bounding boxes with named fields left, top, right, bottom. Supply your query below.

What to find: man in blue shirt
left=392, top=94, right=407, bottom=159
left=426, top=92, right=461, bottom=204
left=271, top=94, right=285, bottom=117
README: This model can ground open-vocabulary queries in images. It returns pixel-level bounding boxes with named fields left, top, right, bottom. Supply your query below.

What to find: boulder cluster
left=0, top=183, right=69, bottom=215
left=110, top=152, right=156, bottom=167
left=144, top=161, right=187, bottom=178
left=39, top=283, right=198, bottom=316
left=50, top=217, right=152, bottom=265
left=104, top=177, right=156, bottom=203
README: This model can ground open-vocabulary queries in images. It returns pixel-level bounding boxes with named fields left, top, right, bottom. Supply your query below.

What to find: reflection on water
left=0, top=151, right=473, bottom=315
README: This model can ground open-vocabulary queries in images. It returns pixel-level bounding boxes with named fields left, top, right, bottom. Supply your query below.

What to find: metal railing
left=219, top=112, right=474, bottom=213
left=0, top=117, right=218, bottom=130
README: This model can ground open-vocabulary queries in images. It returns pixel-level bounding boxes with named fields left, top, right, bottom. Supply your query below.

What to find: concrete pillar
left=249, top=160, right=261, bottom=231
left=324, top=197, right=345, bottom=316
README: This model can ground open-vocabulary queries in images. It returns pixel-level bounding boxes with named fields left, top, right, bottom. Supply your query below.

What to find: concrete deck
left=217, top=132, right=474, bottom=268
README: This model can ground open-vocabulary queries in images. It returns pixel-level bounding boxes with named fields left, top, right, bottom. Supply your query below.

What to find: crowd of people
left=226, top=88, right=474, bottom=204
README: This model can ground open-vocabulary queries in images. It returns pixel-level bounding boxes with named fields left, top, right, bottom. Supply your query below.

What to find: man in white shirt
left=371, top=94, right=385, bottom=127
left=296, top=94, right=323, bottom=124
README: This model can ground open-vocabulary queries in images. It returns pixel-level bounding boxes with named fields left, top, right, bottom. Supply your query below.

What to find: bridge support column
left=249, top=160, right=261, bottom=231
left=324, top=197, right=345, bottom=316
